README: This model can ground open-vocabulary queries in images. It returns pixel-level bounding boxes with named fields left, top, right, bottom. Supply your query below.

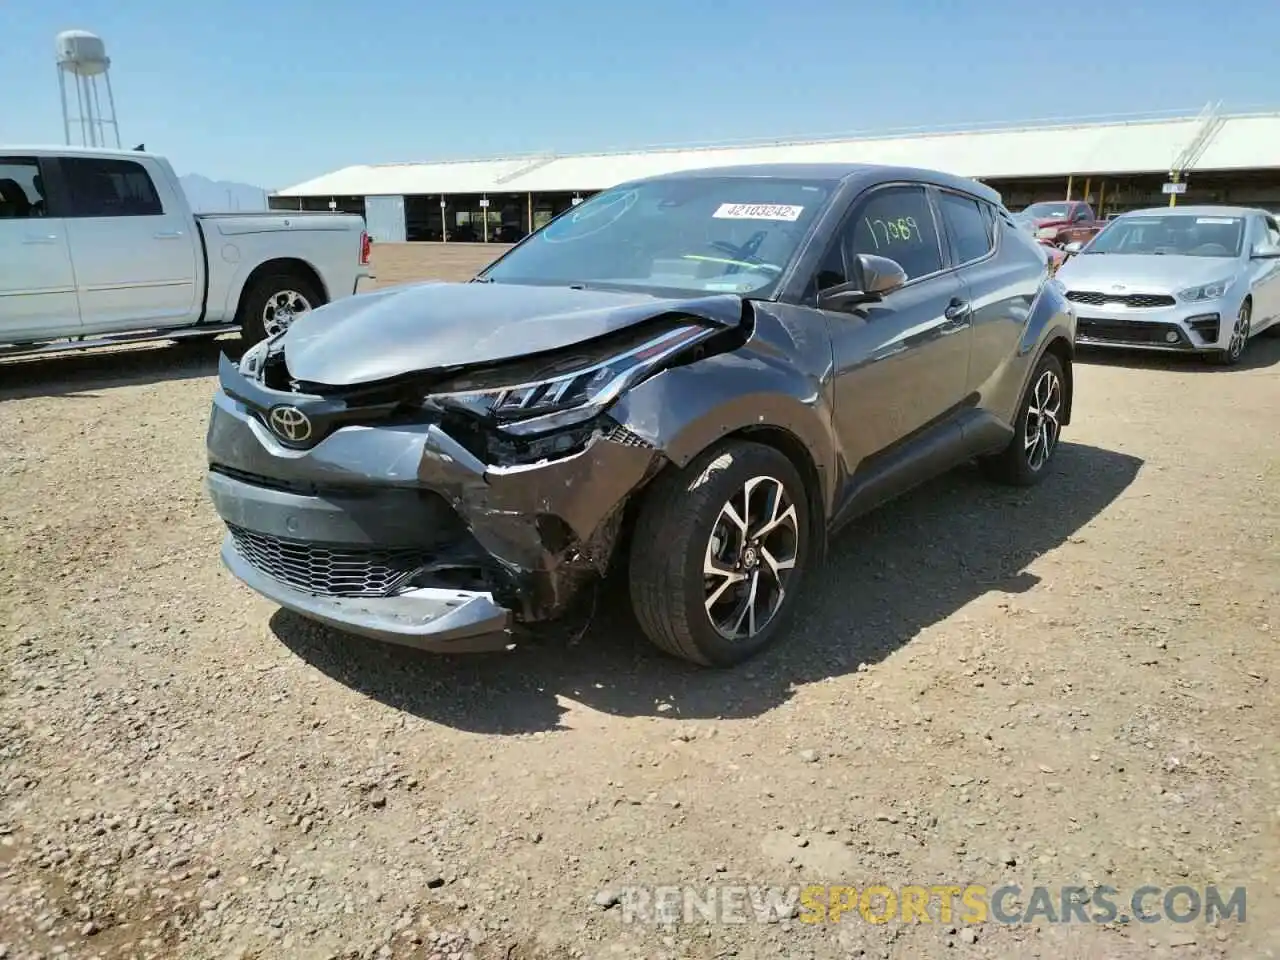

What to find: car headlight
left=1178, top=279, right=1231, bottom=302
left=1035, top=226, right=1059, bottom=239
left=434, top=324, right=713, bottom=436
left=238, top=338, right=272, bottom=379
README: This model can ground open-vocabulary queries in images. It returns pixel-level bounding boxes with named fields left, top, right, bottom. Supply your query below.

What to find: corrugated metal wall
left=364, top=195, right=407, bottom=243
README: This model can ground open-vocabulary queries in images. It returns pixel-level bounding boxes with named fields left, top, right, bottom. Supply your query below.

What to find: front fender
left=608, top=347, right=842, bottom=520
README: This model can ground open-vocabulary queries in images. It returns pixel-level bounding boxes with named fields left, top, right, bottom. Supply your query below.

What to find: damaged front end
left=205, top=312, right=741, bottom=652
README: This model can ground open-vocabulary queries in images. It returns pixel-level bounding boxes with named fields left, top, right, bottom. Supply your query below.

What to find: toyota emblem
left=1111, top=284, right=1126, bottom=291
left=268, top=405, right=312, bottom=443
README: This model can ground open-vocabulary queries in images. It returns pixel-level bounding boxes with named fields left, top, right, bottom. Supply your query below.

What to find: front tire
left=628, top=440, right=811, bottom=667
left=980, top=351, right=1066, bottom=487
left=1208, top=299, right=1251, bottom=365
left=239, top=273, right=322, bottom=347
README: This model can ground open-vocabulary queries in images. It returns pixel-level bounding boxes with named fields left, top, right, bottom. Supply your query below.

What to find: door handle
left=154, top=230, right=184, bottom=239
left=23, top=235, right=59, bottom=244
left=943, top=298, right=971, bottom=321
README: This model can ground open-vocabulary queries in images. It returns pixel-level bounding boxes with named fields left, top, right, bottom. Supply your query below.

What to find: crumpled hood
left=280, top=281, right=745, bottom=387
left=1056, top=253, right=1239, bottom=292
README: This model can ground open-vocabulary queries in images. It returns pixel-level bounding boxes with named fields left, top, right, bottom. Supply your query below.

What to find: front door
left=816, top=183, right=972, bottom=469
left=0, top=155, right=81, bottom=342
left=59, top=155, right=200, bottom=332
left=1249, top=214, right=1280, bottom=328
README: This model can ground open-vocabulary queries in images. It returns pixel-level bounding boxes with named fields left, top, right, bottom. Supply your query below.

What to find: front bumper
left=206, top=353, right=663, bottom=649
left=1069, top=298, right=1227, bottom=353
left=219, top=533, right=512, bottom=652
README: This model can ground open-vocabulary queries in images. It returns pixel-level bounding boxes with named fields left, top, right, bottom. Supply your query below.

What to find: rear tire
left=239, top=273, right=322, bottom=347
left=628, top=440, right=811, bottom=667
left=980, top=351, right=1066, bottom=487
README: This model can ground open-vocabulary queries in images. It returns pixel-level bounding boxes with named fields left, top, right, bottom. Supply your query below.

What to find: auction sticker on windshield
left=1196, top=218, right=1236, bottom=224
left=713, top=203, right=804, bottom=221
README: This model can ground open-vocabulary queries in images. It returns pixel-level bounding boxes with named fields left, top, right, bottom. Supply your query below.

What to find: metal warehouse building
left=268, top=105, right=1280, bottom=244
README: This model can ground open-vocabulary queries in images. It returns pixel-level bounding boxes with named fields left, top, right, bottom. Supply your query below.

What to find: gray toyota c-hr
left=205, top=163, right=1076, bottom=667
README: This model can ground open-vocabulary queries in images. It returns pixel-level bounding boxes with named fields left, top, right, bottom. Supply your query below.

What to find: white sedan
left=1055, top=205, right=1280, bottom=365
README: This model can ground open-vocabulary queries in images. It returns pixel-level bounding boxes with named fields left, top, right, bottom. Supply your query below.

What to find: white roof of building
left=1194, top=115, right=1280, bottom=170
left=278, top=156, right=547, bottom=197
left=276, top=110, right=1280, bottom=197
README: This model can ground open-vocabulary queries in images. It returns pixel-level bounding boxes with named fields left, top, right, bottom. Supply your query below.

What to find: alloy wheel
left=703, top=475, right=801, bottom=641
left=1024, top=368, right=1063, bottom=472
left=262, top=290, right=313, bottom=337
left=1227, top=304, right=1251, bottom=361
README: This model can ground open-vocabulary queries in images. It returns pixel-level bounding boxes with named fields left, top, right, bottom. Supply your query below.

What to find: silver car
left=1055, top=205, right=1280, bottom=365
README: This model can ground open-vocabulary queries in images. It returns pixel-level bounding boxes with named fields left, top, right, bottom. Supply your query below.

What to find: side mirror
left=1251, top=243, right=1280, bottom=259
left=1063, top=241, right=1084, bottom=254
left=817, top=254, right=907, bottom=310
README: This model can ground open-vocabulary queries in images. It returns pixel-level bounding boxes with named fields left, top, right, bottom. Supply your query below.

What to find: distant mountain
left=178, top=173, right=268, bottom=213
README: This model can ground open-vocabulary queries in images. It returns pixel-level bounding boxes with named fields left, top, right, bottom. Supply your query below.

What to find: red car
left=1014, top=200, right=1104, bottom=248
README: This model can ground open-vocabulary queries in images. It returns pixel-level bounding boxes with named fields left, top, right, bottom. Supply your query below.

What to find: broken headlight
left=434, top=324, right=712, bottom=436
left=238, top=337, right=272, bottom=379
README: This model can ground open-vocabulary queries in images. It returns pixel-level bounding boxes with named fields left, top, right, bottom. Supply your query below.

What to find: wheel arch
left=232, top=257, right=330, bottom=324
left=607, top=359, right=841, bottom=570
left=1041, top=333, right=1074, bottom=427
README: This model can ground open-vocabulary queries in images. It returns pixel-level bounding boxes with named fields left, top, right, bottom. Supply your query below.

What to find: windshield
left=1082, top=214, right=1245, bottom=258
left=1021, top=202, right=1071, bottom=220
left=479, top=176, right=834, bottom=297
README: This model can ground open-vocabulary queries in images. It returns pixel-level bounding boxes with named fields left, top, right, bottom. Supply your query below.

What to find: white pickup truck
left=0, top=146, right=372, bottom=358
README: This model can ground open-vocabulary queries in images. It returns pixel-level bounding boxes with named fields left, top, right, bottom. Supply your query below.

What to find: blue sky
left=5, top=0, right=1278, bottom=190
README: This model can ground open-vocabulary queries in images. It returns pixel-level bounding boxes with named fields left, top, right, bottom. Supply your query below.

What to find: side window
left=1074, top=205, right=1092, bottom=222
left=980, top=203, right=999, bottom=246
left=61, top=158, right=163, bottom=218
left=937, top=191, right=994, bottom=265
left=1265, top=216, right=1280, bottom=246
left=0, top=157, right=48, bottom=219
left=845, top=185, right=945, bottom=280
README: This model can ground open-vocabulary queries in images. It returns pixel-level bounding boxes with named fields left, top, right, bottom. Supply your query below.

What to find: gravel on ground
left=2, top=243, right=1278, bottom=960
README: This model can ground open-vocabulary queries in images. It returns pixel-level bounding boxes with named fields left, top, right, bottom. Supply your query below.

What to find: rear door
left=0, top=155, right=81, bottom=342
left=933, top=188, right=1019, bottom=398
left=58, top=155, right=200, bottom=332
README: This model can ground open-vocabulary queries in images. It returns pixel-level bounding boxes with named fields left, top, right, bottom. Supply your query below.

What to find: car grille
left=227, top=524, right=430, bottom=597
left=1076, top=317, right=1190, bottom=347
left=1065, top=291, right=1176, bottom=308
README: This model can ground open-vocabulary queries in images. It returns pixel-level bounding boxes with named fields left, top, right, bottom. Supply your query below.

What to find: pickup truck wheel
left=239, top=274, right=321, bottom=346
left=980, top=351, right=1065, bottom=487
left=628, top=440, right=811, bottom=667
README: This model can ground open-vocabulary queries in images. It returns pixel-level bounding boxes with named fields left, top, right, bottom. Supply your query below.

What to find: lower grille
left=1077, top=317, right=1190, bottom=347
left=227, top=524, right=430, bottom=597
left=605, top=422, right=654, bottom=449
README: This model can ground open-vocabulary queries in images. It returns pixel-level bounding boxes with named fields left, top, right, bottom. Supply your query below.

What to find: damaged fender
left=419, top=426, right=665, bottom=618
left=608, top=304, right=844, bottom=525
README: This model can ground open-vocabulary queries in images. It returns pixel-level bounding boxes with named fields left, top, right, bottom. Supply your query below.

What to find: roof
left=1, top=144, right=161, bottom=161
left=278, top=156, right=549, bottom=197
left=1118, top=204, right=1267, bottom=218
left=637, top=162, right=1003, bottom=203
left=274, top=109, right=1280, bottom=198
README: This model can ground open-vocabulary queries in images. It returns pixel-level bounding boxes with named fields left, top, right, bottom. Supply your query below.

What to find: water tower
left=55, top=30, right=121, bottom=148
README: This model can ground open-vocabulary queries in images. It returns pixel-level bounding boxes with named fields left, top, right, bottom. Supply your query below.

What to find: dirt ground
left=2, top=243, right=1278, bottom=960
